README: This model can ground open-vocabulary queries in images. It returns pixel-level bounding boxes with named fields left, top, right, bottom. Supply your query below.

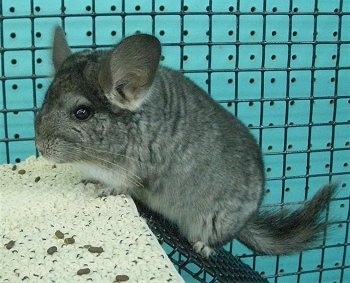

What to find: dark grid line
left=1, top=65, right=349, bottom=84
left=311, top=2, right=326, bottom=282
left=294, top=0, right=311, bottom=280
left=29, top=0, right=39, bottom=113
left=233, top=0, right=241, bottom=117
left=2, top=10, right=350, bottom=19
left=206, top=0, right=213, bottom=98
left=341, top=196, right=350, bottom=283
left=0, top=2, right=10, bottom=164
left=179, top=0, right=185, bottom=72
left=2, top=39, right=350, bottom=53
left=336, top=1, right=348, bottom=282
left=254, top=0, right=269, bottom=275
left=91, top=0, right=96, bottom=50
left=175, top=1, right=187, bottom=278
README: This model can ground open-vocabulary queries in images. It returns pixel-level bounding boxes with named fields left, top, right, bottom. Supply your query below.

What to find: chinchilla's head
left=35, top=26, right=161, bottom=164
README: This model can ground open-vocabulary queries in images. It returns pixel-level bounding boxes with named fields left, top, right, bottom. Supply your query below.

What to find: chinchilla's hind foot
left=193, top=241, right=216, bottom=258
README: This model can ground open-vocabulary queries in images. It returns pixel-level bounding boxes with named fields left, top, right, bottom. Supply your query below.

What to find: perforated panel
left=0, top=1, right=349, bottom=282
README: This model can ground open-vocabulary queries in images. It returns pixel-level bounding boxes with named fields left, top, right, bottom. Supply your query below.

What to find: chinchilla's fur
left=35, top=26, right=336, bottom=257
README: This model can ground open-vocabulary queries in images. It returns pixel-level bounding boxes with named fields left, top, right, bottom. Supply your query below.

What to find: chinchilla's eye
left=73, top=105, right=94, bottom=121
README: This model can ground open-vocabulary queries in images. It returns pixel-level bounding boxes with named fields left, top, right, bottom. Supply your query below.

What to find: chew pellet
left=18, top=169, right=26, bottom=175
left=5, top=240, right=15, bottom=250
left=54, top=230, right=64, bottom=239
left=115, top=275, right=129, bottom=282
left=77, top=268, right=90, bottom=276
left=64, top=237, right=75, bottom=244
left=47, top=246, right=57, bottom=255
left=88, top=246, right=104, bottom=253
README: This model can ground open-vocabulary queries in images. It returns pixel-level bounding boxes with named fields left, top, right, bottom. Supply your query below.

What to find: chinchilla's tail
left=237, top=184, right=337, bottom=255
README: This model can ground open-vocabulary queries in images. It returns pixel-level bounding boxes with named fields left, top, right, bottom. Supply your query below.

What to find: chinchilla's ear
left=98, top=34, right=161, bottom=111
left=52, top=26, right=71, bottom=71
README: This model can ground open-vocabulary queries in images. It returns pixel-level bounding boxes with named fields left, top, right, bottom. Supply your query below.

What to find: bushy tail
left=237, top=184, right=337, bottom=255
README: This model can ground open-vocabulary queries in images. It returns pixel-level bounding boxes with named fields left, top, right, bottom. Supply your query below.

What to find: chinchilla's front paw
left=94, top=186, right=120, bottom=197
left=79, top=179, right=119, bottom=198
left=80, top=179, right=101, bottom=186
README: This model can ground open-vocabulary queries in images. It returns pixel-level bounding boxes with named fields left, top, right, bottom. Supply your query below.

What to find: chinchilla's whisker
left=95, top=162, right=143, bottom=189
left=58, top=146, right=83, bottom=163
left=63, top=144, right=144, bottom=188
left=79, top=144, right=150, bottom=168
left=93, top=153, right=143, bottom=182
left=80, top=150, right=144, bottom=188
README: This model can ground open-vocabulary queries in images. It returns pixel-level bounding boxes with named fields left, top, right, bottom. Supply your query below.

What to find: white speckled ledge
left=0, top=156, right=184, bottom=283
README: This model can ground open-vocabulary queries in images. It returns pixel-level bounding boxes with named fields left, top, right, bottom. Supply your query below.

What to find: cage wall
left=0, top=0, right=349, bottom=282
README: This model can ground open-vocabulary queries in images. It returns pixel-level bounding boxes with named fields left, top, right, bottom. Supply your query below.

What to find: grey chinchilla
left=35, top=26, right=336, bottom=257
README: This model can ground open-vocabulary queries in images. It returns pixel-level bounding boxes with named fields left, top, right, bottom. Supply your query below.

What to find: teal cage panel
left=0, top=0, right=349, bottom=282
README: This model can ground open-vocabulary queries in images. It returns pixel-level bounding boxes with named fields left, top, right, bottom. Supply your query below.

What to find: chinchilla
left=35, top=26, right=336, bottom=257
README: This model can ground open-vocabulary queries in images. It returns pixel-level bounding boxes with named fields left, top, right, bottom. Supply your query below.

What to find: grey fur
left=35, top=27, right=336, bottom=257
